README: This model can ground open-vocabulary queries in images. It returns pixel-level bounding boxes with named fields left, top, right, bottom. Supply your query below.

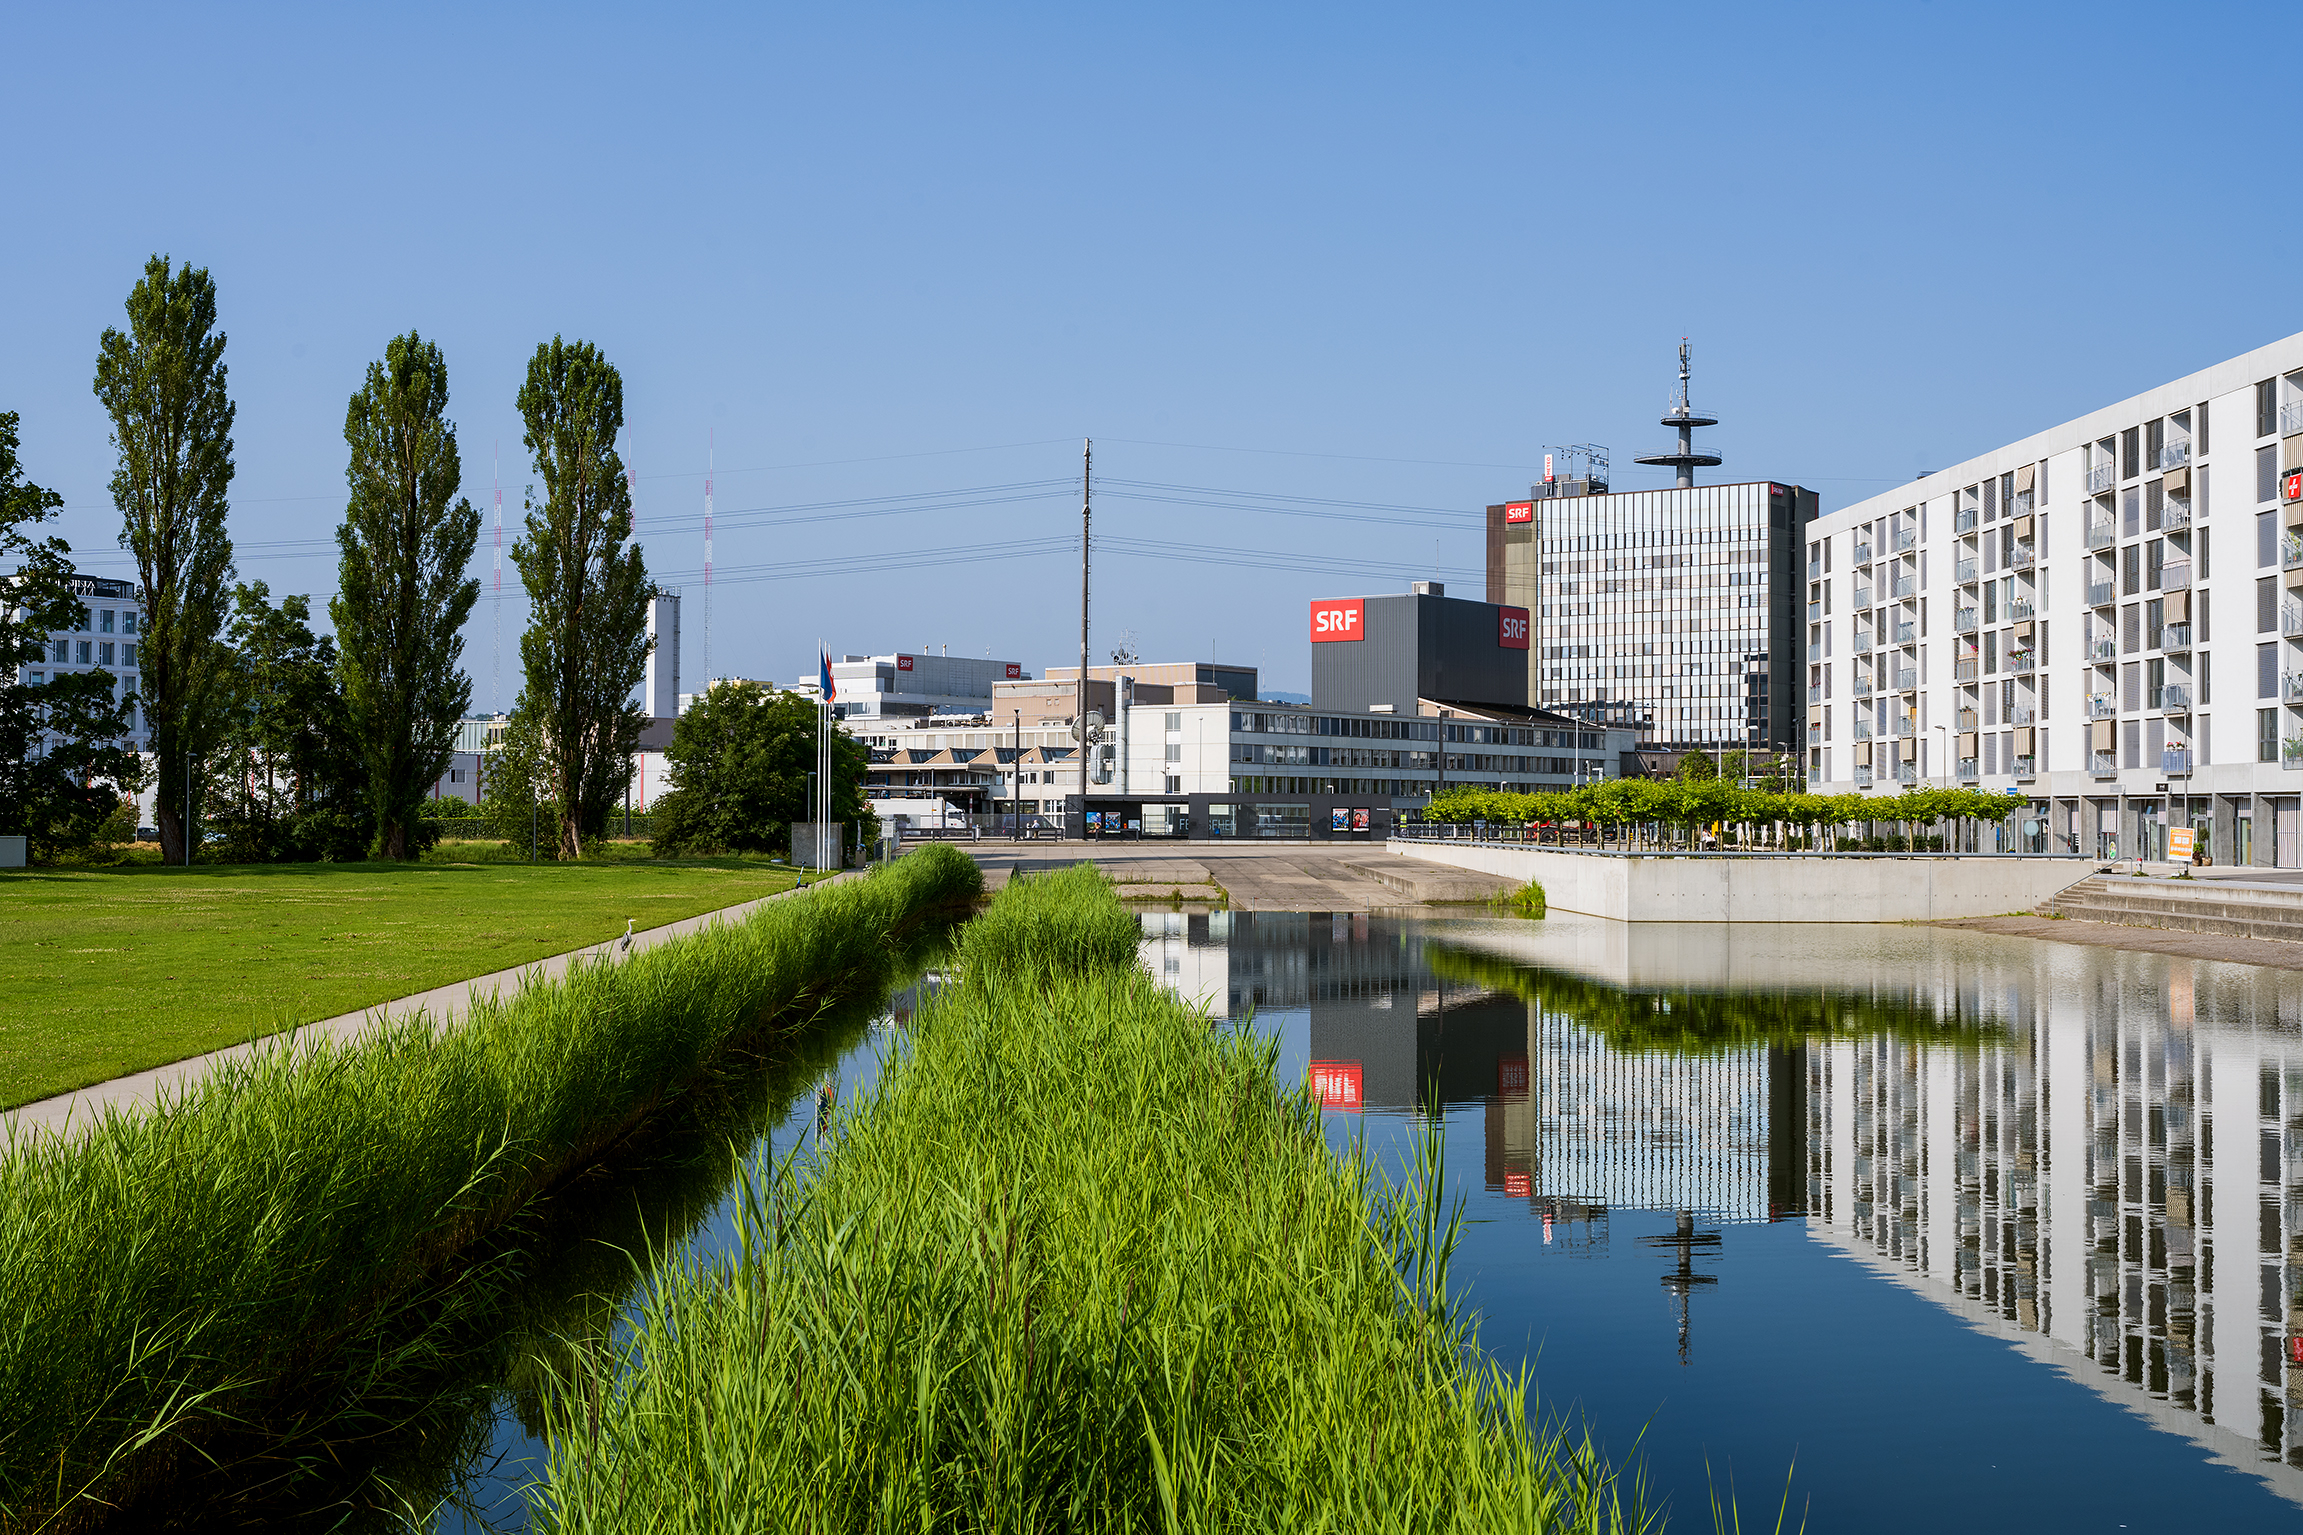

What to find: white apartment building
left=12, top=574, right=150, bottom=752
left=1809, top=330, right=2303, bottom=865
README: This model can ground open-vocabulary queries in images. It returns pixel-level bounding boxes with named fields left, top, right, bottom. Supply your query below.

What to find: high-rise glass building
left=1487, top=352, right=1818, bottom=752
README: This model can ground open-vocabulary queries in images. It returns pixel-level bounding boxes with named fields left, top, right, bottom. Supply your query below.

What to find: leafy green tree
left=92, top=255, right=237, bottom=864
left=333, top=332, right=483, bottom=859
left=510, top=338, right=650, bottom=859
left=0, top=412, right=144, bottom=861
left=479, top=706, right=559, bottom=853
left=1675, top=749, right=1717, bottom=782
left=207, top=582, right=372, bottom=861
left=650, top=683, right=875, bottom=856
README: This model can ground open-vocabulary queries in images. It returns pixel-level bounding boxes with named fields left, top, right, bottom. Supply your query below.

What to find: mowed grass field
left=0, top=849, right=815, bottom=1109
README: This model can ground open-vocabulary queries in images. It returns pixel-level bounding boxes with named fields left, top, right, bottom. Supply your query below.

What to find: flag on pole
left=819, top=650, right=836, bottom=702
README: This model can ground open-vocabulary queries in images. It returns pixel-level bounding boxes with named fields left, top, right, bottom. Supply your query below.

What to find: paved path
left=4, top=872, right=858, bottom=1142
left=1936, top=912, right=2303, bottom=972
left=965, top=840, right=1514, bottom=912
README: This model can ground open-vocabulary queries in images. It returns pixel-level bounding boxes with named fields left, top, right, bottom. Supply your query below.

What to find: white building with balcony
left=1807, top=330, right=2303, bottom=865
left=11, top=574, right=150, bottom=753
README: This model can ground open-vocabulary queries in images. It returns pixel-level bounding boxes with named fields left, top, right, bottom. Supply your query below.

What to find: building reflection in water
left=1139, top=908, right=2303, bottom=1503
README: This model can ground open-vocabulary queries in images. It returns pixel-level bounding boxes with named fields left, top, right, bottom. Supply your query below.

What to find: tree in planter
left=92, top=255, right=238, bottom=865
left=0, top=412, right=144, bottom=862
left=509, top=339, right=650, bottom=859
left=649, top=683, right=875, bottom=857
left=207, top=582, right=373, bottom=862
left=333, top=332, right=482, bottom=859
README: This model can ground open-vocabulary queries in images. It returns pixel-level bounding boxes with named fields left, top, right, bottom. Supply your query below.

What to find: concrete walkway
left=4, top=872, right=858, bottom=1142
left=966, top=840, right=1514, bottom=912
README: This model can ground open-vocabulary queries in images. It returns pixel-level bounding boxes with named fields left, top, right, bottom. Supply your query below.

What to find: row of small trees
left=1, top=255, right=652, bottom=862
left=1422, top=781, right=2032, bottom=852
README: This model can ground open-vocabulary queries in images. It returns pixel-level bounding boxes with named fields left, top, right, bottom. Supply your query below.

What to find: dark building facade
left=1309, top=583, right=1530, bottom=717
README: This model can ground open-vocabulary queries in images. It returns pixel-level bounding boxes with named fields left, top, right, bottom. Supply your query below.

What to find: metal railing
left=2161, top=683, right=2192, bottom=711
left=2283, top=601, right=2303, bottom=638
left=2008, top=651, right=2036, bottom=673
left=2086, top=580, right=2115, bottom=606
left=2011, top=704, right=2036, bottom=725
left=2092, top=751, right=2119, bottom=776
left=2284, top=671, right=2303, bottom=705
left=2286, top=736, right=2303, bottom=769
left=1853, top=678, right=1874, bottom=696
left=2161, top=622, right=2191, bottom=650
left=1956, top=710, right=1979, bottom=731
left=2087, top=636, right=2117, bottom=660
left=2161, top=499, right=2191, bottom=532
left=1955, top=559, right=1978, bottom=583
left=1807, top=601, right=1821, bottom=623
left=1894, top=719, right=1916, bottom=738
left=2087, top=463, right=2117, bottom=494
left=2084, top=521, right=2115, bottom=550
left=1954, top=507, right=1978, bottom=533
left=1894, top=763, right=1919, bottom=783
left=2010, top=544, right=2036, bottom=568
left=1954, top=609, right=1978, bottom=633
left=2156, top=440, right=2191, bottom=471
left=2160, top=560, right=2190, bottom=589
left=2283, top=400, right=2303, bottom=435
left=1892, top=576, right=1918, bottom=597
left=1853, top=586, right=1873, bottom=607
left=1853, top=720, right=1874, bottom=739
left=2161, top=748, right=2192, bottom=776
left=1958, top=758, right=1979, bottom=780
left=1954, top=659, right=1979, bottom=681
left=1894, top=528, right=1917, bottom=551
left=2011, top=755, right=2037, bottom=778
left=1854, top=765, right=1875, bottom=785
left=2010, top=596, right=2034, bottom=619
left=2285, top=533, right=2303, bottom=571
left=2088, top=694, right=2116, bottom=718
left=1893, top=669, right=1919, bottom=690
left=1852, top=542, right=1871, bottom=565
left=1893, top=622, right=1916, bottom=644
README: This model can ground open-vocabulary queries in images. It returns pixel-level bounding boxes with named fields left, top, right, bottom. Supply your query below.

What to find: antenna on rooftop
left=1633, top=338, right=1723, bottom=488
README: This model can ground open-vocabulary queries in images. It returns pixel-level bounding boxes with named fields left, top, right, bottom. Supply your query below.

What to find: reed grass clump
left=0, top=844, right=980, bottom=1532
left=955, top=860, right=1144, bottom=979
left=527, top=864, right=1645, bottom=1533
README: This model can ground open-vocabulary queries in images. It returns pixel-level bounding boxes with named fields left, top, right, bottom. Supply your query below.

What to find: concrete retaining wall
left=1389, top=841, right=2097, bottom=923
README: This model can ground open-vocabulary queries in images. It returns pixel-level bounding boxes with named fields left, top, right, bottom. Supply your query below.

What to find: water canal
left=430, top=909, right=2303, bottom=1531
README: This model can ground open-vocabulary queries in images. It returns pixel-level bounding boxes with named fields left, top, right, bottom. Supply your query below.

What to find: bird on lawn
left=620, top=919, right=635, bottom=958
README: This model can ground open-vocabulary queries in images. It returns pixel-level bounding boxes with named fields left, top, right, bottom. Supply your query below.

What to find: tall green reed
left=527, top=860, right=1648, bottom=1533
left=0, top=844, right=980, bottom=1534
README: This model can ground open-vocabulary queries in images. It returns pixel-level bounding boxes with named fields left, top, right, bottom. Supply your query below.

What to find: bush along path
left=0, top=844, right=982, bottom=1535
left=526, top=863, right=1648, bottom=1533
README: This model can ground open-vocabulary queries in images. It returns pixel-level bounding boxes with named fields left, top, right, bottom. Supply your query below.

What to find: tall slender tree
left=92, top=255, right=236, bottom=864
left=333, top=332, right=482, bottom=858
left=511, top=337, right=650, bottom=859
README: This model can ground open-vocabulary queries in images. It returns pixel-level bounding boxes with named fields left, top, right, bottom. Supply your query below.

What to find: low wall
left=1390, top=841, right=2098, bottom=923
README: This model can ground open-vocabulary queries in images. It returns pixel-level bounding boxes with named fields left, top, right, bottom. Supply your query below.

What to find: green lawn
left=0, top=849, right=819, bottom=1110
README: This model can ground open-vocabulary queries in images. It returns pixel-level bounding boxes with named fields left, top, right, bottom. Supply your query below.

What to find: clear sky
left=6, top=2, right=2299, bottom=700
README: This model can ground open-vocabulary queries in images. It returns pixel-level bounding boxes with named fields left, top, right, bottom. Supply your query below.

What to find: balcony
left=2284, top=400, right=2303, bottom=436
left=2088, top=694, right=2116, bottom=718
left=1853, top=542, right=1872, bottom=566
left=1807, top=601, right=1821, bottom=623
left=1854, top=765, right=1875, bottom=786
left=2284, top=602, right=2303, bottom=638
left=1892, top=576, right=1918, bottom=598
left=1956, top=709, right=1979, bottom=731
left=2162, top=622, right=2191, bottom=651
left=2156, top=440, right=2191, bottom=471
left=2162, top=683, right=2192, bottom=712
left=1958, top=758, right=1980, bottom=780
left=2087, top=580, right=2115, bottom=606
left=2010, top=596, right=2035, bottom=620
left=2285, top=533, right=2303, bottom=571
left=1894, top=718, right=1916, bottom=738
left=1955, top=559, right=1979, bottom=583
left=2085, top=520, right=2115, bottom=550
left=2159, top=560, right=2191, bottom=590
left=2008, top=651, right=2036, bottom=673
left=1894, top=763, right=1919, bottom=784
left=1807, top=684, right=1822, bottom=703
left=1853, top=720, right=1874, bottom=739
left=1894, top=528, right=1918, bottom=552
left=2287, top=736, right=2303, bottom=770
left=2087, top=463, right=2117, bottom=494
left=2011, top=704, right=2036, bottom=725
left=1853, top=586, right=1874, bottom=608
left=2162, top=499, right=2192, bottom=532
left=2088, top=636, right=2117, bottom=661
left=1954, top=507, right=1978, bottom=533
left=2285, top=671, right=2303, bottom=705
left=1893, top=622, right=1917, bottom=644
left=1807, top=644, right=1822, bottom=663
left=1894, top=669, right=1919, bottom=691
left=1954, top=609, right=1979, bottom=633
left=1852, top=677, right=1874, bottom=697
left=2161, top=748, right=2193, bottom=776
left=2091, top=751, right=2119, bottom=776
left=2010, top=544, right=2036, bottom=569
left=1954, top=659, right=1979, bottom=681
left=2011, top=755, right=2037, bottom=779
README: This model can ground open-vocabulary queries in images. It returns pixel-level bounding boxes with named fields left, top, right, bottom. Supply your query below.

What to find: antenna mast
left=703, top=431, right=714, bottom=693
left=1076, top=437, right=1091, bottom=837
left=1632, top=337, right=1722, bottom=489
left=491, top=441, right=502, bottom=715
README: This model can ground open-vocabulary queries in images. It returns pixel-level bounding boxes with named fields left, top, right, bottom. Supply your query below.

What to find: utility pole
left=1076, top=437, right=1091, bottom=841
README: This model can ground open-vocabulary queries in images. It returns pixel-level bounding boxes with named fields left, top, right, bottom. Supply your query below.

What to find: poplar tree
left=510, top=337, right=650, bottom=859
left=92, top=255, right=237, bottom=865
left=333, top=332, right=482, bottom=859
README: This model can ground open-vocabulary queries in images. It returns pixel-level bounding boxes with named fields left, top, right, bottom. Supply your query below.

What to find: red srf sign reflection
left=1310, top=1060, right=1363, bottom=1111
left=1497, top=1055, right=1529, bottom=1095
left=1503, top=1171, right=1531, bottom=1198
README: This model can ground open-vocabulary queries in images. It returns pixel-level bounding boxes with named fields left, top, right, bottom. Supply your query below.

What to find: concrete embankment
left=1389, top=839, right=2096, bottom=923
left=2038, top=874, right=2303, bottom=941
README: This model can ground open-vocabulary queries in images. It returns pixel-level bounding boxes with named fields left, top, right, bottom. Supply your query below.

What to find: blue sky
left=5, top=2, right=2299, bottom=698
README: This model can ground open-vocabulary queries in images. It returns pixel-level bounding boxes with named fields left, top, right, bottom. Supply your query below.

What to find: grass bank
left=0, top=844, right=980, bottom=1534
left=526, top=864, right=1644, bottom=1532
left=0, top=853, right=824, bottom=1108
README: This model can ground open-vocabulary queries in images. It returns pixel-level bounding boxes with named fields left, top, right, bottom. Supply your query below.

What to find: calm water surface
left=448, top=910, right=2303, bottom=1531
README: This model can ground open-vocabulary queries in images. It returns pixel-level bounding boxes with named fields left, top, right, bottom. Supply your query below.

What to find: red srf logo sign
left=1004, top=662, right=1021, bottom=679
left=1498, top=607, right=1530, bottom=649
left=1503, top=1171, right=1531, bottom=1198
left=1310, top=1061, right=1363, bottom=1111
left=1504, top=500, right=1534, bottom=524
left=1497, top=1054, right=1529, bottom=1094
left=1310, top=599, right=1364, bottom=642
left=896, top=655, right=914, bottom=671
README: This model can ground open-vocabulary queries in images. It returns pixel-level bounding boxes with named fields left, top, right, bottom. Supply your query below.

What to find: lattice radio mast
left=491, top=440, right=502, bottom=714
left=703, top=432, right=715, bottom=693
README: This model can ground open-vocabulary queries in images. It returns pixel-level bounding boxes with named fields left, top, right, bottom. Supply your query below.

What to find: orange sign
left=1309, top=1061, right=1363, bottom=1111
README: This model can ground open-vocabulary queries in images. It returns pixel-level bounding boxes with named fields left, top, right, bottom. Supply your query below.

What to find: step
left=2039, top=878, right=2303, bottom=942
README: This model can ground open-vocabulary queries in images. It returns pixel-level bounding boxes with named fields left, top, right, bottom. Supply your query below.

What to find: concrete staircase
left=2040, top=876, right=2303, bottom=944
left=1342, top=857, right=1517, bottom=905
